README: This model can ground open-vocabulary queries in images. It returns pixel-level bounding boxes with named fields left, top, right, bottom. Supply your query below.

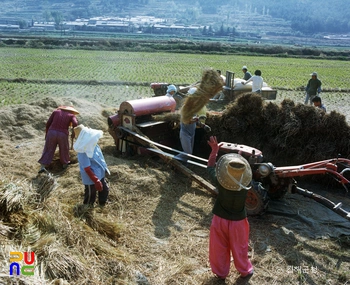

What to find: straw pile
left=0, top=174, right=127, bottom=284
left=149, top=92, right=350, bottom=166
left=180, top=68, right=224, bottom=124
left=205, top=93, right=350, bottom=166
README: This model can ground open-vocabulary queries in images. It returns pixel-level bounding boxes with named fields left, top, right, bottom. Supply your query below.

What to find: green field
left=0, top=47, right=349, bottom=108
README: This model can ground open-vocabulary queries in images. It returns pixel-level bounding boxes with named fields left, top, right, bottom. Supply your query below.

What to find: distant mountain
left=245, top=0, right=350, bottom=34
left=0, top=0, right=348, bottom=35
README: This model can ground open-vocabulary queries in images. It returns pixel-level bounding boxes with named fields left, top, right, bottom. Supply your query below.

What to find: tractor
left=218, top=141, right=350, bottom=219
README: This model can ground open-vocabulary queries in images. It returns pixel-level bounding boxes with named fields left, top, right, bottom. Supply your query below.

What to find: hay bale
left=85, top=212, right=123, bottom=241
left=0, top=179, right=38, bottom=212
left=35, top=173, right=58, bottom=201
left=180, top=69, right=224, bottom=124
left=42, top=243, right=86, bottom=281
left=0, top=222, right=13, bottom=238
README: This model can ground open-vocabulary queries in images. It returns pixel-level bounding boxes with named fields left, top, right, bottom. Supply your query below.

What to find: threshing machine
left=108, top=97, right=350, bottom=221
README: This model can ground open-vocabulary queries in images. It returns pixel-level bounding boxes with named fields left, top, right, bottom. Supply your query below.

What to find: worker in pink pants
left=206, top=136, right=254, bottom=280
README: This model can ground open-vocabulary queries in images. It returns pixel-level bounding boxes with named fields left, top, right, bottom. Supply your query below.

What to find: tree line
left=1, top=36, right=349, bottom=60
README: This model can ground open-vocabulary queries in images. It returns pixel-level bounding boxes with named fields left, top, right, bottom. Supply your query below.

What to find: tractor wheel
left=246, top=180, right=269, bottom=216
left=267, top=179, right=290, bottom=199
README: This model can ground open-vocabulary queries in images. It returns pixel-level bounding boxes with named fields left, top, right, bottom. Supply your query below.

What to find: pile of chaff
left=206, top=93, right=350, bottom=166
left=152, top=92, right=350, bottom=166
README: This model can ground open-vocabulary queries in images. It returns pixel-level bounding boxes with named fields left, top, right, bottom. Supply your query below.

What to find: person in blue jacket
left=73, top=124, right=110, bottom=206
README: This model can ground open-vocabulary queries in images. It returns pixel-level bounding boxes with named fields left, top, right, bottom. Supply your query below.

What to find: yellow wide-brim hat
left=216, top=153, right=252, bottom=191
left=74, top=124, right=85, bottom=139
left=58, top=105, right=80, bottom=115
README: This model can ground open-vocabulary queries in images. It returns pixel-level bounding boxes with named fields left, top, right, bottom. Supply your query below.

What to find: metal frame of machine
left=108, top=97, right=350, bottom=221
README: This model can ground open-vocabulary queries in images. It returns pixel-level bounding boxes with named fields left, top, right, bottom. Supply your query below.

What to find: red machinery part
left=108, top=96, right=176, bottom=128
left=119, top=96, right=176, bottom=117
left=273, top=158, right=350, bottom=185
left=150, top=82, right=168, bottom=90
left=108, top=113, right=120, bottom=128
left=220, top=142, right=263, bottom=162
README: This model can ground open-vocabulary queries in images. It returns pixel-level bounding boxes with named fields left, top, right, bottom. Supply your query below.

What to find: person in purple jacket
left=38, top=106, right=79, bottom=173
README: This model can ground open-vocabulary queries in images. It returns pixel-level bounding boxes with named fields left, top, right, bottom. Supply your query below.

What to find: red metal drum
left=119, top=96, right=176, bottom=117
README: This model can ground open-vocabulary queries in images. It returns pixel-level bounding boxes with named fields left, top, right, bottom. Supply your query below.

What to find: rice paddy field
left=0, top=47, right=349, bottom=88
left=0, top=47, right=350, bottom=108
left=0, top=46, right=350, bottom=285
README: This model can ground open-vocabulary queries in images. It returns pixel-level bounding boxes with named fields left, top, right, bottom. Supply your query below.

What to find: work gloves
left=207, top=136, right=223, bottom=167
left=84, top=166, right=103, bottom=191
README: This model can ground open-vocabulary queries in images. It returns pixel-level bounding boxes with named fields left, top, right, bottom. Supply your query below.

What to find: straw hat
left=58, top=105, right=79, bottom=115
left=74, top=124, right=85, bottom=139
left=216, top=153, right=252, bottom=191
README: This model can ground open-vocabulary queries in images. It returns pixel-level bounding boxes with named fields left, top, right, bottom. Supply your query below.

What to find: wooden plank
left=119, top=126, right=208, bottom=163
left=119, top=126, right=218, bottom=196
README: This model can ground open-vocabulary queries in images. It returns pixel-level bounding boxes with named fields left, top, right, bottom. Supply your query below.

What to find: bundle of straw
left=152, top=112, right=181, bottom=123
left=180, top=68, right=224, bottom=124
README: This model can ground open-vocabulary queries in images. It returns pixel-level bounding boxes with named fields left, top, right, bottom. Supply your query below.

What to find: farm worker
left=175, top=87, right=211, bottom=163
left=206, top=136, right=254, bottom=281
left=242, top=66, right=252, bottom=81
left=165, top=84, right=177, bottom=97
left=212, top=70, right=226, bottom=100
left=304, top=72, right=322, bottom=105
left=167, top=84, right=186, bottom=109
left=38, top=106, right=79, bottom=173
left=73, top=124, right=110, bottom=206
left=312, top=96, right=326, bottom=112
left=242, top=69, right=264, bottom=93
left=215, top=70, right=226, bottom=85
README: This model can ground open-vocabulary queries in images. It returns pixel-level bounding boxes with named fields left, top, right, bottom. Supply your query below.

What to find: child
left=206, top=136, right=254, bottom=281
left=73, top=124, right=110, bottom=206
left=312, top=96, right=326, bottom=112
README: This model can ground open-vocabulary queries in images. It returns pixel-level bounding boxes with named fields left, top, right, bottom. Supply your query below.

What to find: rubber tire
left=266, top=178, right=290, bottom=200
left=246, top=180, right=269, bottom=216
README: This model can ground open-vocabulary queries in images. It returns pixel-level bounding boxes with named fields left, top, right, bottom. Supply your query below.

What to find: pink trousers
left=209, top=215, right=253, bottom=278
